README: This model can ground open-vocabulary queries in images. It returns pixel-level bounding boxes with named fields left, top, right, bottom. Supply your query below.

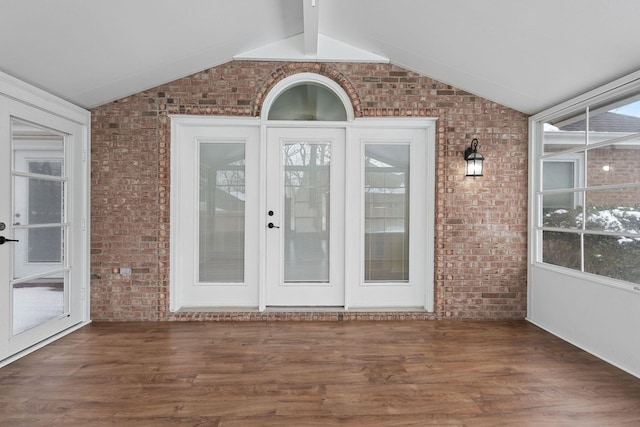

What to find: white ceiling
left=2, top=0, right=640, bottom=114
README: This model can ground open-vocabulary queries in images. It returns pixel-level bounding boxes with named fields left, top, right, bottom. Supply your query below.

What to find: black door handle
left=267, top=223, right=280, bottom=229
left=0, top=236, right=19, bottom=245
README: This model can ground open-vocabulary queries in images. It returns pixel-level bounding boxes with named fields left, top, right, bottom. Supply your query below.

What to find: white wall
left=528, top=266, right=640, bottom=378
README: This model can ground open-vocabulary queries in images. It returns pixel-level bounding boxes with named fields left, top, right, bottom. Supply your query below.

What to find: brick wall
left=90, top=61, right=529, bottom=321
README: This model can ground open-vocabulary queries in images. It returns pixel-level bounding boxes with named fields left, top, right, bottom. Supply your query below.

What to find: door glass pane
left=12, top=121, right=64, bottom=175
left=13, top=273, right=65, bottom=335
left=15, top=172, right=64, bottom=263
left=284, top=142, right=330, bottom=282
left=11, top=226, right=64, bottom=265
left=11, top=119, right=67, bottom=334
left=28, top=165, right=63, bottom=223
left=13, top=176, right=65, bottom=278
left=364, top=144, right=410, bottom=282
left=13, top=174, right=63, bottom=227
left=199, top=143, right=245, bottom=283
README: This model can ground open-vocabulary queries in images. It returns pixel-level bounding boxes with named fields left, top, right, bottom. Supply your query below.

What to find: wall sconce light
left=464, top=138, right=484, bottom=177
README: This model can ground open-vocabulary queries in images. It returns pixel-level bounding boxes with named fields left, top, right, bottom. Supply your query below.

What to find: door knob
left=0, top=236, right=19, bottom=245
left=267, top=223, right=280, bottom=229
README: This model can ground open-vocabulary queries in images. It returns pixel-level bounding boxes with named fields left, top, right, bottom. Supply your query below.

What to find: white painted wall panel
left=528, top=266, right=640, bottom=378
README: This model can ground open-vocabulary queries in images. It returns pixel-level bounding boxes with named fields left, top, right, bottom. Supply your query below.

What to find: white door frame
left=170, top=118, right=261, bottom=309
left=346, top=122, right=434, bottom=309
left=171, top=116, right=436, bottom=312
left=264, top=126, right=346, bottom=307
left=0, top=71, right=90, bottom=367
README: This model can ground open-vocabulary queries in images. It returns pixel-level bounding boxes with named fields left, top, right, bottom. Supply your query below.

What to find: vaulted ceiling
left=2, top=0, right=640, bottom=114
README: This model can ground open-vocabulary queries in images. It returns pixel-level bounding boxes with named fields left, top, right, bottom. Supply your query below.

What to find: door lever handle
left=267, top=223, right=280, bottom=229
left=0, top=236, right=19, bottom=245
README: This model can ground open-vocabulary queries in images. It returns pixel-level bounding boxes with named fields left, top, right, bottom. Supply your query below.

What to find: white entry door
left=265, top=127, right=345, bottom=306
left=0, top=100, right=86, bottom=362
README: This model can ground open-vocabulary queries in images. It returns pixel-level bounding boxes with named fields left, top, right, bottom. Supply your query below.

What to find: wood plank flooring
left=1, top=320, right=639, bottom=426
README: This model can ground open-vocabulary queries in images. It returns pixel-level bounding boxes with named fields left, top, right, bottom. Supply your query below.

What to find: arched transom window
left=262, top=73, right=353, bottom=122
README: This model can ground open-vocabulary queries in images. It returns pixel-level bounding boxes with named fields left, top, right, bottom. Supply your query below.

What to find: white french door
left=0, top=99, right=87, bottom=362
left=265, top=127, right=345, bottom=306
left=170, top=122, right=260, bottom=309
left=346, top=126, right=431, bottom=308
left=171, top=117, right=435, bottom=311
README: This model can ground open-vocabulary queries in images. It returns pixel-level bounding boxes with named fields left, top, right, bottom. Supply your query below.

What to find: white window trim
left=261, top=73, right=355, bottom=123
left=529, top=71, right=640, bottom=292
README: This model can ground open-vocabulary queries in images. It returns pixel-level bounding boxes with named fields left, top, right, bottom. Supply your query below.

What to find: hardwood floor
left=1, top=320, right=639, bottom=426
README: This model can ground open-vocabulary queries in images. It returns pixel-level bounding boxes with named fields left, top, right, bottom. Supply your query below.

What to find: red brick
left=90, top=60, right=528, bottom=322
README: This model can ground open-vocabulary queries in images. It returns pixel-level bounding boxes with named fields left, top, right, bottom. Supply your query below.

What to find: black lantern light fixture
left=464, top=138, right=484, bottom=177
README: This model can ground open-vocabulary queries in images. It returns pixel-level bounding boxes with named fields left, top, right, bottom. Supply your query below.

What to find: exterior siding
left=90, top=61, right=529, bottom=321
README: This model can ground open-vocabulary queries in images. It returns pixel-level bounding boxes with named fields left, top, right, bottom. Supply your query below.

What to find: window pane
left=542, top=200, right=582, bottom=229
left=268, top=83, right=347, bottom=121
left=364, top=144, right=409, bottom=282
left=28, top=159, right=63, bottom=177
left=542, top=231, right=581, bottom=270
left=538, top=95, right=640, bottom=286
left=587, top=142, right=640, bottom=187
left=543, top=112, right=586, bottom=155
left=12, top=226, right=64, bottom=276
left=584, top=190, right=640, bottom=233
left=542, top=192, right=577, bottom=213
left=199, top=143, right=245, bottom=283
left=588, top=98, right=640, bottom=136
left=584, top=234, right=640, bottom=284
left=284, top=142, right=330, bottom=282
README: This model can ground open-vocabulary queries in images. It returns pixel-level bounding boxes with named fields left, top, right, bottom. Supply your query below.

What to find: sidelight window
left=364, top=144, right=410, bottom=282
